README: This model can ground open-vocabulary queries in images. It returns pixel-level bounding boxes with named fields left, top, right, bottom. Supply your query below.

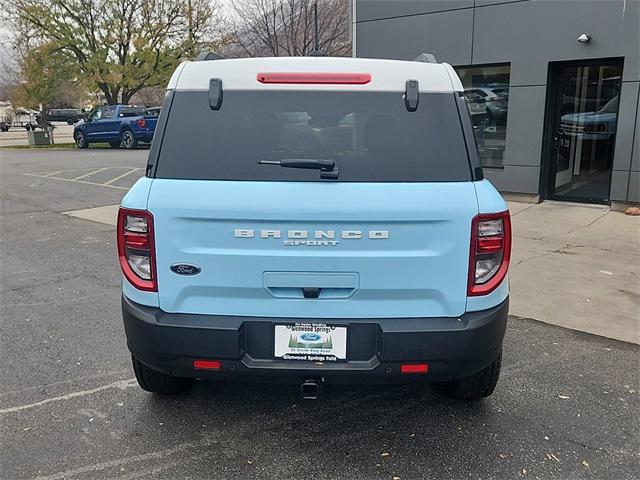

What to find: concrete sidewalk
left=65, top=200, right=640, bottom=344
left=508, top=201, right=640, bottom=344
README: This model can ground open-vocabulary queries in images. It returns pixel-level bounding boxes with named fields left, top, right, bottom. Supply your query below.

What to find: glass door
left=547, top=60, right=622, bottom=203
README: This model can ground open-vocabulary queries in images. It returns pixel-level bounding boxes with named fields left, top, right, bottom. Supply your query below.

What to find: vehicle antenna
left=309, top=1, right=325, bottom=56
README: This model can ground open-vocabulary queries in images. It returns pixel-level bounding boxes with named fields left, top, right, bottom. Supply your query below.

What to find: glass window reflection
left=455, top=64, right=511, bottom=169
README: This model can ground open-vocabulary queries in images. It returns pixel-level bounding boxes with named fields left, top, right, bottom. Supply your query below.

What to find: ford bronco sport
left=118, top=56, right=511, bottom=400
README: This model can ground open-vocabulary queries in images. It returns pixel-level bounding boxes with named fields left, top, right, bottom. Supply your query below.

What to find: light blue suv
left=118, top=56, right=511, bottom=400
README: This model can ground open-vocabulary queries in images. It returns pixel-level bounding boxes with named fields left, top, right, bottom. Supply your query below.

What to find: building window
left=455, top=64, right=511, bottom=169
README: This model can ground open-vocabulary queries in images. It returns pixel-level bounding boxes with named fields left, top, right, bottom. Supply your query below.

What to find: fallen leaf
left=624, top=206, right=640, bottom=216
left=381, top=452, right=390, bottom=457
left=599, top=270, right=613, bottom=276
left=582, top=460, right=590, bottom=469
left=393, top=477, right=401, bottom=480
left=558, top=395, right=570, bottom=400
left=247, top=460, right=253, bottom=465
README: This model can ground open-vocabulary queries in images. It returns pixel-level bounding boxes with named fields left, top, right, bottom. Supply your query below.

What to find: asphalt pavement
left=1, top=148, right=638, bottom=480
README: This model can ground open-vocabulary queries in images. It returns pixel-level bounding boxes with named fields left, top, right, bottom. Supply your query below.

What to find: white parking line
left=25, top=173, right=130, bottom=190
left=25, top=166, right=143, bottom=190
left=103, top=167, right=141, bottom=185
left=0, top=378, right=137, bottom=415
left=72, top=167, right=108, bottom=180
left=34, top=439, right=215, bottom=480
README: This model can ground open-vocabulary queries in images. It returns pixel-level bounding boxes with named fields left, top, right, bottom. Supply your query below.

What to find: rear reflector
left=193, top=359, right=221, bottom=370
left=256, top=73, right=371, bottom=85
left=400, top=363, right=429, bottom=374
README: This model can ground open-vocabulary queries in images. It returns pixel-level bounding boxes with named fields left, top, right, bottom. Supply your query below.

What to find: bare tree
left=227, top=0, right=351, bottom=57
left=130, top=87, right=167, bottom=107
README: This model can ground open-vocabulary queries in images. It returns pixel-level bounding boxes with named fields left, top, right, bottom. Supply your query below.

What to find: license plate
left=274, top=323, right=347, bottom=362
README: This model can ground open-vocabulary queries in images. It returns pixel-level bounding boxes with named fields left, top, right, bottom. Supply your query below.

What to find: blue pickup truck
left=74, top=105, right=157, bottom=149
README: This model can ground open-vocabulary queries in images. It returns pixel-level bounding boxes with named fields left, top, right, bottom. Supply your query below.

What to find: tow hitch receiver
left=301, top=378, right=322, bottom=400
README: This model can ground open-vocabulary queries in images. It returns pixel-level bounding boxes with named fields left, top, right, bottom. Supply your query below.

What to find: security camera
left=577, top=33, right=592, bottom=43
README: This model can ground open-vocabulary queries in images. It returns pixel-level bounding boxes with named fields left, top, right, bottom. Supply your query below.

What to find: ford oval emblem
left=300, top=333, right=321, bottom=342
left=170, top=263, right=201, bottom=276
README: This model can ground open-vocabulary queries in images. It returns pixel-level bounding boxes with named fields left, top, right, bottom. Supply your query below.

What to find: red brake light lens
left=193, top=359, right=221, bottom=370
left=256, top=73, right=372, bottom=85
left=117, top=208, right=157, bottom=292
left=401, top=363, right=429, bottom=374
left=136, top=118, right=146, bottom=128
left=468, top=211, right=511, bottom=296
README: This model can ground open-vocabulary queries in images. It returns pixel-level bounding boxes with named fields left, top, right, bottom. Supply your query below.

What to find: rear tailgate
left=148, top=180, right=478, bottom=318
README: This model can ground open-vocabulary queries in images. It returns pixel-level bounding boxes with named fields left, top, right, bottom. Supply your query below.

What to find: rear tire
left=120, top=129, right=137, bottom=149
left=131, top=355, right=191, bottom=394
left=442, top=353, right=502, bottom=401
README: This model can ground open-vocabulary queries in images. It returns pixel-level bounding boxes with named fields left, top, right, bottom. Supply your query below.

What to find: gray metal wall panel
left=356, top=0, right=473, bottom=22
left=355, top=9, right=473, bottom=64
left=491, top=165, right=541, bottom=193
left=627, top=172, right=640, bottom=202
left=473, top=0, right=639, bottom=86
left=502, top=85, right=546, bottom=167
left=610, top=170, right=630, bottom=202
left=482, top=168, right=511, bottom=191
left=612, top=81, right=640, bottom=172
left=631, top=85, right=640, bottom=172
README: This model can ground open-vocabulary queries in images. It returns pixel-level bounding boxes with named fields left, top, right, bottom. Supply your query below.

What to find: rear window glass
left=154, top=91, right=471, bottom=182
left=119, top=107, right=148, bottom=117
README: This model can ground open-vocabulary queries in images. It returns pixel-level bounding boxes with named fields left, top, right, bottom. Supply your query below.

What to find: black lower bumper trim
left=122, top=296, right=508, bottom=384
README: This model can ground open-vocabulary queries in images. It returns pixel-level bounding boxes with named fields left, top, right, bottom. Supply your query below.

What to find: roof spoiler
left=195, top=51, right=224, bottom=61
left=414, top=53, right=437, bottom=63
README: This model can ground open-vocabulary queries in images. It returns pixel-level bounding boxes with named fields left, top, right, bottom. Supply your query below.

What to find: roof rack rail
left=195, top=51, right=224, bottom=61
left=414, top=53, right=437, bottom=63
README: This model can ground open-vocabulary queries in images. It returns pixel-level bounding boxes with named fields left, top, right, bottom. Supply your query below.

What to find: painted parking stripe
left=0, top=378, right=137, bottom=415
left=103, top=167, right=141, bottom=185
left=26, top=166, right=144, bottom=190
left=25, top=173, right=129, bottom=190
left=72, top=167, right=108, bottom=180
left=34, top=438, right=215, bottom=480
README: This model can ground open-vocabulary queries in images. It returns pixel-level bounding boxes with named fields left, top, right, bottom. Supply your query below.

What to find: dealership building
left=352, top=0, right=639, bottom=205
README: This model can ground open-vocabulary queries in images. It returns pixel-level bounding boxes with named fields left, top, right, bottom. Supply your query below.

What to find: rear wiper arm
left=258, top=158, right=338, bottom=179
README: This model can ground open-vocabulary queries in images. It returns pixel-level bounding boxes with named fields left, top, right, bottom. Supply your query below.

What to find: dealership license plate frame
left=274, top=323, right=348, bottom=362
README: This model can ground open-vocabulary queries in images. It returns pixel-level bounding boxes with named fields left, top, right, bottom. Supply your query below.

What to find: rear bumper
left=122, top=296, right=508, bottom=384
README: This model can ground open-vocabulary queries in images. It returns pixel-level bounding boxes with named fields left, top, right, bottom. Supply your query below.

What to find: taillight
left=468, top=211, right=511, bottom=296
left=117, top=208, right=157, bottom=291
left=136, top=118, right=146, bottom=128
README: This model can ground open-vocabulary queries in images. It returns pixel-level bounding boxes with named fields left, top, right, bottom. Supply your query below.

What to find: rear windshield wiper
left=258, top=158, right=339, bottom=179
